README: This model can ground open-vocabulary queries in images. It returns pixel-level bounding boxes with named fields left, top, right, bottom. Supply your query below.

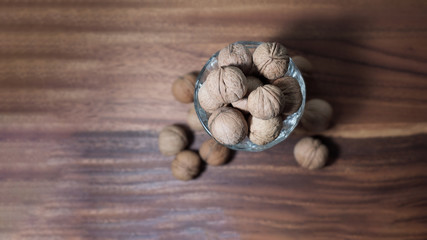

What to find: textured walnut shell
left=205, top=66, right=247, bottom=104
left=294, top=137, right=328, bottom=170
left=301, top=99, right=333, bottom=132
left=247, top=84, right=284, bottom=120
left=292, top=55, right=313, bottom=73
left=208, top=107, right=248, bottom=145
left=187, top=105, right=204, bottom=131
left=158, top=125, right=188, bottom=156
left=245, top=76, right=263, bottom=97
left=231, top=98, right=249, bottom=113
left=171, top=150, right=201, bottom=181
left=218, top=43, right=253, bottom=74
left=273, top=76, right=302, bottom=115
left=198, top=84, right=224, bottom=113
left=249, top=116, right=283, bottom=145
left=253, top=42, right=289, bottom=81
left=199, top=138, right=231, bottom=166
left=172, top=72, right=198, bottom=103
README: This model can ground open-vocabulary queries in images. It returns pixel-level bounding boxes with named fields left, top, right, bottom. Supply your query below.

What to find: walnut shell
left=218, top=43, right=253, bottom=74
left=198, top=84, right=224, bottom=113
left=292, top=55, right=313, bottom=73
left=294, top=137, right=328, bottom=170
left=253, top=42, right=289, bottom=81
left=245, top=76, right=263, bottom=97
left=158, top=125, right=188, bottom=156
left=208, top=107, right=248, bottom=145
left=249, top=116, right=283, bottom=145
left=187, top=105, right=204, bottom=131
left=172, top=72, right=198, bottom=103
left=273, top=76, right=302, bottom=115
left=231, top=98, right=249, bottom=113
left=171, top=150, right=201, bottom=181
left=247, top=84, right=284, bottom=120
left=301, top=99, right=333, bottom=132
left=205, top=66, right=247, bottom=104
left=199, top=138, right=231, bottom=166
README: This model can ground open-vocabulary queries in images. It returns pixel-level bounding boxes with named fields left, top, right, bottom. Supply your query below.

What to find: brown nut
left=199, top=138, right=231, bottom=166
left=172, top=72, right=198, bottom=103
left=158, top=125, right=188, bottom=156
left=292, top=55, right=313, bottom=74
left=301, top=99, right=333, bottom=132
left=248, top=84, right=284, bottom=120
left=208, top=107, right=248, bottom=145
left=249, top=116, right=283, bottom=145
left=218, top=43, right=253, bottom=74
left=245, top=76, right=264, bottom=97
left=187, top=105, right=204, bottom=131
left=171, top=150, right=201, bottom=181
left=294, top=137, right=328, bottom=170
left=273, top=76, right=302, bottom=115
left=253, top=42, right=289, bottom=81
left=205, top=66, right=247, bottom=104
left=198, top=84, right=224, bottom=113
left=231, top=98, right=249, bottom=113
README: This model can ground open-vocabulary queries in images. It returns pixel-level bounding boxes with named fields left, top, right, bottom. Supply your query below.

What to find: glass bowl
left=194, top=41, right=306, bottom=152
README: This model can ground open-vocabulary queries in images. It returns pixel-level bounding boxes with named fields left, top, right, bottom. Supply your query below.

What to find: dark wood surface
left=1, top=1, right=426, bottom=239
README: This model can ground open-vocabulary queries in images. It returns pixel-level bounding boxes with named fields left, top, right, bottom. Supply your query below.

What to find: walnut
left=292, top=55, right=313, bottom=74
left=199, top=138, right=231, bottom=166
left=218, top=43, right=253, bottom=74
left=245, top=76, right=263, bottom=96
left=208, top=107, right=248, bottom=145
left=253, top=42, right=289, bottom=81
left=171, top=72, right=198, bottom=103
left=171, top=150, right=201, bottom=181
left=249, top=116, right=283, bottom=145
left=247, top=84, right=284, bottom=120
left=187, top=105, right=204, bottom=131
left=231, top=98, right=249, bottom=113
left=301, top=99, right=333, bottom=132
left=198, top=84, right=224, bottom=113
left=158, top=125, right=188, bottom=156
left=273, top=76, right=302, bottom=115
left=205, top=66, right=247, bottom=104
left=293, top=137, right=328, bottom=170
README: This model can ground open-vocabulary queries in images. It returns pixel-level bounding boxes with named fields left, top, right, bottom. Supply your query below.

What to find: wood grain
left=0, top=0, right=426, bottom=239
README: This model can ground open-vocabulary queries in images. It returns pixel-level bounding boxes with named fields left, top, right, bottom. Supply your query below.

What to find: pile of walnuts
left=160, top=42, right=336, bottom=181
left=160, top=72, right=232, bottom=181
left=199, top=42, right=303, bottom=146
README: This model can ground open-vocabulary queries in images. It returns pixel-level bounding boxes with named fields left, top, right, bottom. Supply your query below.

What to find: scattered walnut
left=171, top=150, right=201, bottom=180
left=301, top=99, right=333, bottom=132
left=199, top=138, right=231, bottom=166
left=172, top=72, right=198, bottom=103
left=158, top=125, right=188, bottom=156
left=187, top=105, right=204, bottom=131
left=294, top=137, right=328, bottom=170
left=292, top=55, right=313, bottom=74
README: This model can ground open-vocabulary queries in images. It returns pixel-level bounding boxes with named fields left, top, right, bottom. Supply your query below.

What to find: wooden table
left=1, top=1, right=426, bottom=239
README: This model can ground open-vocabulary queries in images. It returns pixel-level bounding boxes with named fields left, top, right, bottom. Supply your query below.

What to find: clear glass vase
left=194, top=41, right=306, bottom=152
